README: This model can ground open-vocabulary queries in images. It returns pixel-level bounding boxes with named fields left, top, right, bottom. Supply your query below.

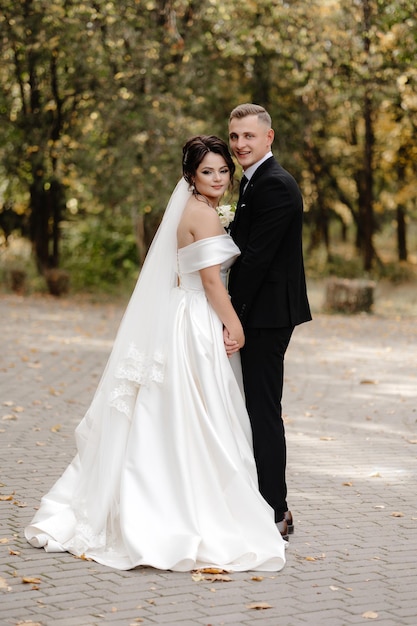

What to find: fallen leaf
left=51, top=424, right=62, bottom=433
left=329, top=585, right=339, bottom=591
left=2, top=400, right=14, bottom=406
left=2, top=414, right=17, bottom=421
left=391, top=511, right=404, bottom=518
left=0, top=576, right=12, bottom=591
left=370, top=472, right=381, bottom=478
left=343, top=482, right=353, bottom=487
left=191, top=572, right=205, bottom=582
left=246, top=602, right=273, bottom=610
left=360, top=380, right=377, bottom=385
left=129, top=620, right=144, bottom=625
left=198, top=567, right=227, bottom=574
left=320, top=436, right=334, bottom=441
left=0, top=494, right=14, bottom=501
left=9, top=549, right=21, bottom=556
left=13, top=500, right=28, bottom=508
left=251, top=576, right=264, bottom=581
left=16, top=622, right=42, bottom=626
left=111, top=607, right=118, bottom=613
left=305, top=556, right=316, bottom=561
left=203, top=574, right=232, bottom=582
left=0, top=537, right=10, bottom=543
left=147, top=599, right=155, bottom=605
left=14, top=406, right=25, bottom=413
left=362, top=611, right=378, bottom=619
left=406, top=439, right=417, bottom=444
left=22, top=576, right=42, bottom=584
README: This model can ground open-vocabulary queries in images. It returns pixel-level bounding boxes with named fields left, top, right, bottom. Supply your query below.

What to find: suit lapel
left=231, top=157, right=276, bottom=238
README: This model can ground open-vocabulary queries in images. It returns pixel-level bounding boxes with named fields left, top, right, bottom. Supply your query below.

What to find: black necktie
left=239, top=175, right=248, bottom=198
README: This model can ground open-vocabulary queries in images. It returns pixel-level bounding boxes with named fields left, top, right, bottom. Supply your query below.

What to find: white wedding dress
left=25, top=234, right=286, bottom=572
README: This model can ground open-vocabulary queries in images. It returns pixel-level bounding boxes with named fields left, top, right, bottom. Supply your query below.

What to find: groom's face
left=229, top=115, right=274, bottom=171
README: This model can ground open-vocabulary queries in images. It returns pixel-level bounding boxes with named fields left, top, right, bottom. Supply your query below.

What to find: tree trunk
left=362, top=89, right=374, bottom=271
left=29, top=172, right=50, bottom=272
left=360, top=0, right=375, bottom=272
left=396, top=204, right=407, bottom=262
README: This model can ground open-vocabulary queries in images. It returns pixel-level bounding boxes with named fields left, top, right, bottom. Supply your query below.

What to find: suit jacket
left=229, top=156, right=312, bottom=329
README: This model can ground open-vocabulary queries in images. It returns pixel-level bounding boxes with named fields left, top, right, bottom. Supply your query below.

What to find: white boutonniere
left=216, top=204, right=236, bottom=228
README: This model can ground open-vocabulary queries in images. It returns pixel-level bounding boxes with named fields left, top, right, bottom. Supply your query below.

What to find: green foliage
left=61, top=212, right=139, bottom=292
left=0, top=0, right=416, bottom=291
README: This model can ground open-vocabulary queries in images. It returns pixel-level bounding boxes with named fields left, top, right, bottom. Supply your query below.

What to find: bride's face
left=193, top=153, right=231, bottom=206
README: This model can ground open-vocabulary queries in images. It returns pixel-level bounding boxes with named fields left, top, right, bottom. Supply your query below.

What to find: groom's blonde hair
left=229, top=103, right=272, bottom=127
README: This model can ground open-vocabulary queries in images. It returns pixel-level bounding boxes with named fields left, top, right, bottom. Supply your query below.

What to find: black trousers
left=240, top=326, right=294, bottom=522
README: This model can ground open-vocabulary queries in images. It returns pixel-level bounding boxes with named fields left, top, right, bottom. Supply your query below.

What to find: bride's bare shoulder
left=178, top=197, right=221, bottom=248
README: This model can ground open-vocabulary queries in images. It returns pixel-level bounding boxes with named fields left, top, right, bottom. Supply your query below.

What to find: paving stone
left=1, top=294, right=417, bottom=625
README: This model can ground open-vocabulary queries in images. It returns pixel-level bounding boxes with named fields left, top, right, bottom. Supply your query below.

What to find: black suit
left=229, top=156, right=311, bottom=521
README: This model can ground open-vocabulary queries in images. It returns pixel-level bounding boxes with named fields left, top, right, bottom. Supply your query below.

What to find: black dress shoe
left=284, top=510, right=294, bottom=535
left=276, top=518, right=289, bottom=541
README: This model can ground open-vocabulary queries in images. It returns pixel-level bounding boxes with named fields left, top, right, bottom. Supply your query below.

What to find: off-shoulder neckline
left=177, top=233, right=230, bottom=252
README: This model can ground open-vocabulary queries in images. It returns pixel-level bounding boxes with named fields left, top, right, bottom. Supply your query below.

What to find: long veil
left=72, top=177, right=192, bottom=534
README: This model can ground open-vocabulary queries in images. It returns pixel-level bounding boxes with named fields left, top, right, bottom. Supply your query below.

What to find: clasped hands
left=223, top=327, right=244, bottom=357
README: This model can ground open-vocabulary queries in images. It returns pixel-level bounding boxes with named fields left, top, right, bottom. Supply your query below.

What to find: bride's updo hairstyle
left=182, top=135, right=235, bottom=188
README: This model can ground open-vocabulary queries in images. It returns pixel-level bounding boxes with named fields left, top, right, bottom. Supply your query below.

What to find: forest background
left=0, top=0, right=416, bottom=299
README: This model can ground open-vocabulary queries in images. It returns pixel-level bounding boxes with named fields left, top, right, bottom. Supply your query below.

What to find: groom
left=226, top=103, right=311, bottom=540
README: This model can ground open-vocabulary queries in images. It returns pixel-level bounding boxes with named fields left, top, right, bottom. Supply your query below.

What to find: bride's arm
left=200, top=265, right=245, bottom=351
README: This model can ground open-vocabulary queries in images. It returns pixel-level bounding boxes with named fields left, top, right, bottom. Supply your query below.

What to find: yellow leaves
left=0, top=493, right=14, bottom=501
left=75, top=553, right=93, bottom=561
left=204, top=573, right=232, bottom=582
left=9, top=548, right=21, bottom=556
left=363, top=611, right=378, bottom=619
left=2, top=414, right=17, bottom=421
left=2, top=400, right=24, bottom=420
left=246, top=602, right=273, bottom=610
left=191, top=568, right=232, bottom=582
left=13, top=499, right=27, bottom=508
left=22, top=576, right=42, bottom=585
left=391, top=511, right=404, bottom=518
left=0, top=490, right=27, bottom=508
left=51, top=424, right=62, bottom=433
left=0, top=576, right=12, bottom=591
left=22, top=576, right=42, bottom=590
left=300, top=553, right=326, bottom=563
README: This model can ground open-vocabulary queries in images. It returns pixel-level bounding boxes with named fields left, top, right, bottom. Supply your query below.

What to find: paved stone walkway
left=1, top=293, right=416, bottom=626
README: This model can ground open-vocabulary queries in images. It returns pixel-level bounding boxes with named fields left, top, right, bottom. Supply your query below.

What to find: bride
left=25, top=135, right=286, bottom=572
